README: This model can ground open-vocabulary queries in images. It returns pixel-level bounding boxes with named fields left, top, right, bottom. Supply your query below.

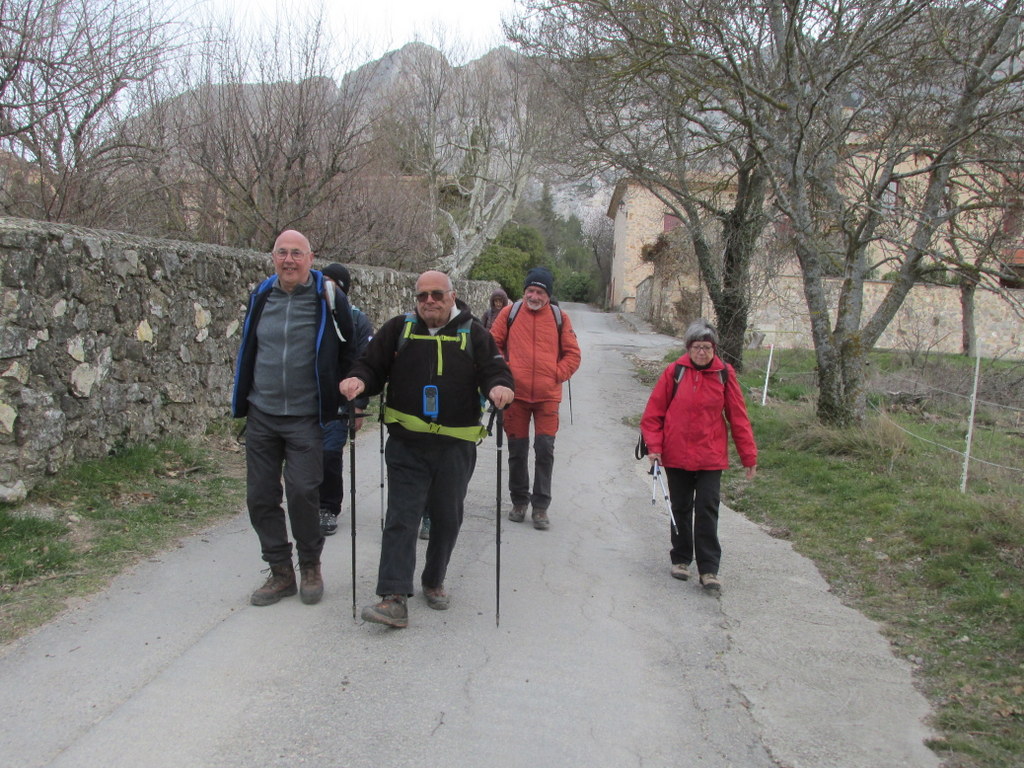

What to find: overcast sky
left=196, top=0, right=523, bottom=64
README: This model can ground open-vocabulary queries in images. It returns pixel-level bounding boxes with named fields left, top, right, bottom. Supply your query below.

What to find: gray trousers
left=507, top=434, right=555, bottom=510
left=245, top=405, right=324, bottom=566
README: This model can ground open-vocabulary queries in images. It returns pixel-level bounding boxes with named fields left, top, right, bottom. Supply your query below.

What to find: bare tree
left=372, top=42, right=549, bottom=278
left=509, top=1, right=771, bottom=370
left=153, top=9, right=381, bottom=252
left=581, top=208, right=614, bottom=302
left=0, top=0, right=174, bottom=224
left=754, top=0, right=1024, bottom=424
left=514, top=0, right=1024, bottom=424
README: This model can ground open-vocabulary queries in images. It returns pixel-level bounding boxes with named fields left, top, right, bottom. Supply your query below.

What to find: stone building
left=606, top=180, right=1024, bottom=360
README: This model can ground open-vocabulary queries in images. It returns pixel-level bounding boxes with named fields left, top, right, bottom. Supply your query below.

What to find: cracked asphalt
left=0, top=304, right=939, bottom=768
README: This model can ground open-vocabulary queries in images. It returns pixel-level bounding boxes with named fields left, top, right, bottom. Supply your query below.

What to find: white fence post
left=960, top=353, right=982, bottom=493
left=761, top=344, right=774, bottom=406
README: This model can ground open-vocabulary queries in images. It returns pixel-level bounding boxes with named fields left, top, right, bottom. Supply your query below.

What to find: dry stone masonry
left=0, top=217, right=498, bottom=501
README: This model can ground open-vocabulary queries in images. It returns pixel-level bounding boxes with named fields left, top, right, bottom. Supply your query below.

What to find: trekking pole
left=495, top=407, right=504, bottom=627
left=378, top=394, right=385, bottom=532
left=652, top=461, right=679, bottom=535
left=567, top=380, right=573, bottom=425
left=349, top=407, right=358, bottom=619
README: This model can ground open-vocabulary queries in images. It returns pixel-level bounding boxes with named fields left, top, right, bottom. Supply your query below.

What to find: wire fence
left=739, top=345, right=1024, bottom=493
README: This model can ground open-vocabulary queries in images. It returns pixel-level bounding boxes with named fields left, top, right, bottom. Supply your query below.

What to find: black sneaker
left=361, top=595, right=409, bottom=628
left=320, top=508, right=338, bottom=536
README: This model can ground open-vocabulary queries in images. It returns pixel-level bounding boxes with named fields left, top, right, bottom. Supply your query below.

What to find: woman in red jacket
left=640, top=319, right=757, bottom=592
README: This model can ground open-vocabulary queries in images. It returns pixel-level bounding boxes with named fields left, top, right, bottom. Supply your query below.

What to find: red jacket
left=641, top=354, right=757, bottom=471
left=490, top=302, right=581, bottom=403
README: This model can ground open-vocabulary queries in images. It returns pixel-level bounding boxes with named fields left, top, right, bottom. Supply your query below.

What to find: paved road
left=0, top=304, right=939, bottom=768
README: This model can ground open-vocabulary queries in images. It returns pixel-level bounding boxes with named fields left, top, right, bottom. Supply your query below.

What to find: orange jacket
left=490, top=302, right=581, bottom=403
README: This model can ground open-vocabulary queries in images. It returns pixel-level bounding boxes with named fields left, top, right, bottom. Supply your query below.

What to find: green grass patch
left=711, top=349, right=1024, bottom=768
left=0, top=434, right=245, bottom=645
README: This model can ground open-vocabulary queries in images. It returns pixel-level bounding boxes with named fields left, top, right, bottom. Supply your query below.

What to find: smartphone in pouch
left=423, top=385, right=439, bottom=418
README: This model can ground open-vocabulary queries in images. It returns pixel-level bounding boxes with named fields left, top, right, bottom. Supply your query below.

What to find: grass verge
left=635, top=347, right=1023, bottom=768
left=0, top=429, right=245, bottom=646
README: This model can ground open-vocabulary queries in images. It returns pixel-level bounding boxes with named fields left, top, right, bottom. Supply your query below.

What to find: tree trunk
left=960, top=279, right=978, bottom=356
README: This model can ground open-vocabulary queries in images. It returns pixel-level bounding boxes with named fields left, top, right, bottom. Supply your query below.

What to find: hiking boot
left=700, top=573, right=722, bottom=592
left=423, top=585, right=449, bottom=610
left=670, top=563, right=690, bottom=581
left=509, top=504, right=527, bottom=523
left=250, top=562, right=297, bottom=606
left=532, top=508, right=550, bottom=530
left=299, top=561, right=324, bottom=605
left=419, top=516, right=431, bottom=540
left=361, top=595, right=409, bottom=628
left=319, top=508, right=338, bottom=536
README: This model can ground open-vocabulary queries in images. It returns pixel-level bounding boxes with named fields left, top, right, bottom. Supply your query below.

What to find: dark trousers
left=375, top=437, right=476, bottom=596
left=320, top=420, right=350, bottom=514
left=320, top=450, right=344, bottom=515
left=665, top=468, right=723, bottom=575
left=245, top=406, right=324, bottom=566
left=504, top=400, right=559, bottom=510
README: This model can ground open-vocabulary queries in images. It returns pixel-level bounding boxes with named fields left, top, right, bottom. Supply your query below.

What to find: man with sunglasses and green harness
left=340, top=271, right=514, bottom=628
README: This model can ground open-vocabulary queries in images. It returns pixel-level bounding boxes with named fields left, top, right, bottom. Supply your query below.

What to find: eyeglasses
left=273, top=248, right=308, bottom=260
left=690, top=343, right=715, bottom=353
left=415, top=289, right=450, bottom=303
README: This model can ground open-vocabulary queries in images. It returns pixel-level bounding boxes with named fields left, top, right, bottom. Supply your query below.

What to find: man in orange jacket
left=490, top=268, right=582, bottom=530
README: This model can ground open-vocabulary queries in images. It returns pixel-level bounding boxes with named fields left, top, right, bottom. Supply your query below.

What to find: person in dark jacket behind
left=480, top=287, right=510, bottom=329
left=640, top=319, right=757, bottom=593
left=231, top=230, right=355, bottom=608
left=317, top=263, right=373, bottom=536
left=339, top=270, right=514, bottom=628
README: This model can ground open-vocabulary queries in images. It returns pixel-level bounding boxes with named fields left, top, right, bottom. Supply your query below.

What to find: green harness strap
left=388, top=314, right=485, bottom=441
left=383, top=407, right=489, bottom=442
left=400, top=315, right=470, bottom=375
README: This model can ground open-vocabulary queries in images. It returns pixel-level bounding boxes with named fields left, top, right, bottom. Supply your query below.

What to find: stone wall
left=751, top=274, right=1024, bottom=360
left=0, top=217, right=498, bottom=501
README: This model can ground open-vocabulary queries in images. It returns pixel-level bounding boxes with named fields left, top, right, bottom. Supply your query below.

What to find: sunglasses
left=415, top=290, right=450, bottom=303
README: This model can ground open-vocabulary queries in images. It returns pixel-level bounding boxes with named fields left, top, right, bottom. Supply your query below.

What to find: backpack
left=504, top=300, right=564, bottom=357
left=634, top=364, right=729, bottom=460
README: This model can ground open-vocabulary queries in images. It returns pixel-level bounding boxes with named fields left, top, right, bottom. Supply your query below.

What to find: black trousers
left=245, top=406, right=324, bottom=566
left=665, top=468, right=723, bottom=575
left=374, top=436, right=476, bottom=596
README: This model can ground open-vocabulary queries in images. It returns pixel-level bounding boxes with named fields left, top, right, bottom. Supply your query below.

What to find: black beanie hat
left=524, top=267, right=554, bottom=297
left=323, top=263, right=351, bottom=294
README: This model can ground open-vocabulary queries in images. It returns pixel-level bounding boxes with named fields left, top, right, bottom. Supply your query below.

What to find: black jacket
left=348, top=299, right=513, bottom=442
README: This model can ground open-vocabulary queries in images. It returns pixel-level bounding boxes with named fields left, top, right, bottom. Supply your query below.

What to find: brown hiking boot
left=532, top=508, right=550, bottom=530
left=509, top=504, right=527, bottom=523
left=299, top=561, right=323, bottom=605
left=250, top=562, right=297, bottom=606
left=700, top=573, right=722, bottom=592
left=423, top=584, right=449, bottom=610
left=361, top=595, right=409, bottom=628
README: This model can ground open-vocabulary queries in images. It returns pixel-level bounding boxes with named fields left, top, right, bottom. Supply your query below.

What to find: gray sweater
left=248, top=279, right=319, bottom=416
